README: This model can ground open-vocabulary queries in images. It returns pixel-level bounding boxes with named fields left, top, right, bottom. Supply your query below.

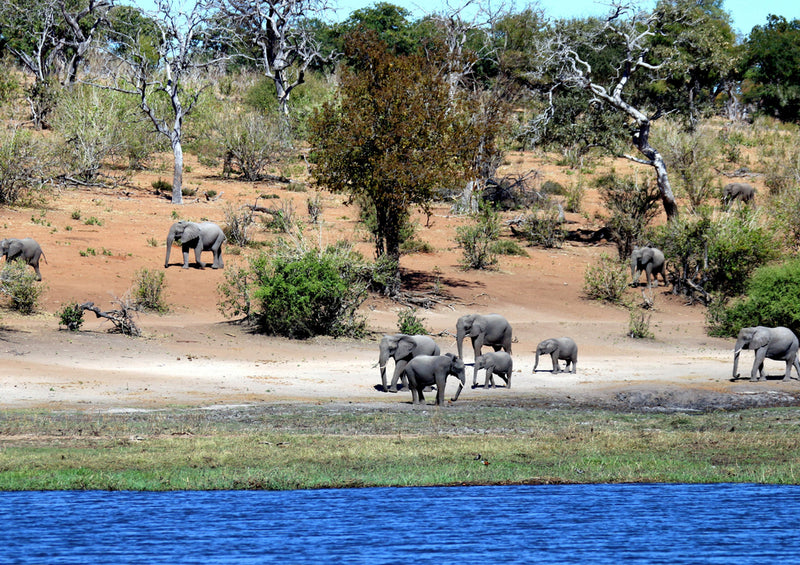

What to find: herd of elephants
left=3, top=197, right=800, bottom=405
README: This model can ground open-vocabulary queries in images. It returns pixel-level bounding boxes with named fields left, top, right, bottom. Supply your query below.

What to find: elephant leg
left=793, top=357, right=800, bottom=380
left=783, top=359, right=794, bottom=381
left=194, top=243, right=206, bottom=268
left=484, top=365, right=494, bottom=388
left=212, top=241, right=224, bottom=269
left=389, top=360, right=407, bottom=393
left=551, top=352, right=560, bottom=374
left=181, top=245, right=191, bottom=269
left=752, top=349, right=768, bottom=381
left=472, top=336, right=484, bottom=360
left=32, top=262, right=42, bottom=281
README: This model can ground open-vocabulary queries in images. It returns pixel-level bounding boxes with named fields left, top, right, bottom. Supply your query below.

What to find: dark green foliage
left=251, top=248, right=368, bottom=339
left=650, top=210, right=780, bottom=305
left=708, top=259, right=800, bottom=337
left=742, top=16, right=800, bottom=122
left=152, top=179, right=172, bottom=192
left=58, top=303, right=85, bottom=331
left=0, top=261, right=43, bottom=314
left=491, top=239, right=528, bottom=257
left=397, top=308, right=428, bottom=335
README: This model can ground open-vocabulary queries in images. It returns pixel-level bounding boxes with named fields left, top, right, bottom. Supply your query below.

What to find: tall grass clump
left=583, top=253, right=629, bottom=303
left=131, top=268, right=168, bottom=313
left=456, top=205, right=500, bottom=269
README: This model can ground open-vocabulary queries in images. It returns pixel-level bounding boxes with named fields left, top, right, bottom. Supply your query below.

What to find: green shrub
left=253, top=249, right=367, bottom=338
left=628, top=308, right=654, bottom=339
left=397, top=308, right=428, bottom=335
left=131, top=268, right=168, bottom=313
left=491, top=239, right=529, bottom=257
left=58, top=302, right=85, bottom=331
left=512, top=204, right=566, bottom=248
left=583, top=253, right=629, bottom=303
left=707, top=258, right=800, bottom=337
left=152, top=178, right=172, bottom=192
left=597, top=173, right=661, bottom=260
left=456, top=206, right=501, bottom=269
left=0, top=261, right=44, bottom=314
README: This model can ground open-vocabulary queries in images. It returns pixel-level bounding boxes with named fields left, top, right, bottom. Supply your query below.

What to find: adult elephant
left=733, top=326, right=800, bottom=382
left=630, top=246, right=667, bottom=288
left=378, top=334, right=440, bottom=392
left=456, top=313, right=512, bottom=362
left=0, top=237, right=47, bottom=281
left=472, top=351, right=513, bottom=389
left=403, top=353, right=466, bottom=406
left=534, top=337, right=578, bottom=374
left=164, top=221, right=226, bottom=269
left=723, top=182, right=755, bottom=207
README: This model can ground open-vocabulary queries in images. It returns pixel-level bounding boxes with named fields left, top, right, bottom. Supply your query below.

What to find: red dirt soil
left=1, top=151, right=796, bottom=412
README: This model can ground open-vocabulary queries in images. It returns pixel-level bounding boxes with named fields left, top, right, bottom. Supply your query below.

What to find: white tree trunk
left=172, top=138, right=183, bottom=205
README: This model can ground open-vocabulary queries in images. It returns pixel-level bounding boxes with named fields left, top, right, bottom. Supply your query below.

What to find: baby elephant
left=403, top=353, right=466, bottom=406
left=0, top=237, right=47, bottom=281
left=534, top=337, right=578, bottom=374
left=722, top=182, right=755, bottom=207
left=473, top=351, right=513, bottom=389
left=630, top=246, right=667, bottom=288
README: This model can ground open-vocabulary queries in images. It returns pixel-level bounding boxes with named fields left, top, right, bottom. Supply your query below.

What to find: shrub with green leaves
left=253, top=249, right=367, bottom=338
left=456, top=206, right=501, bottom=269
left=512, top=203, right=566, bottom=248
left=0, top=261, right=44, bottom=314
left=131, top=268, right=168, bottom=313
left=58, top=302, right=85, bottom=331
left=397, top=308, right=428, bottom=335
left=708, top=258, right=800, bottom=337
left=597, top=173, right=661, bottom=260
left=583, top=253, right=629, bottom=303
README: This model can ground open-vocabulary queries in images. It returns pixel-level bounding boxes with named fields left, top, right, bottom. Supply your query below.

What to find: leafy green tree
left=309, top=32, right=470, bottom=271
left=741, top=15, right=800, bottom=122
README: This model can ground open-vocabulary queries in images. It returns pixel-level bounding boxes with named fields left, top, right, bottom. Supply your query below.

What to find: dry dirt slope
left=1, top=151, right=798, bottom=411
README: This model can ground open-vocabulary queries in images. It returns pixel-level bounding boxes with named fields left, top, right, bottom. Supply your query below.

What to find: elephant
left=723, top=182, right=755, bottom=207
left=402, top=353, right=466, bottom=406
left=0, top=237, right=47, bottom=281
left=630, top=246, right=667, bottom=288
left=534, top=337, right=578, bottom=374
left=164, top=221, right=226, bottom=269
left=456, top=313, right=512, bottom=362
left=732, top=326, right=800, bottom=382
left=378, top=334, right=441, bottom=392
left=472, top=351, right=513, bottom=389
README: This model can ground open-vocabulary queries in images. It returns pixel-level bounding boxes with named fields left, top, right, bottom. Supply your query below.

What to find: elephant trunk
left=534, top=350, right=540, bottom=372
left=452, top=372, right=465, bottom=402
left=733, top=345, right=743, bottom=379
left=456, top=326, right=466, bottom=360
left=165, top=227, right=177, bottom=268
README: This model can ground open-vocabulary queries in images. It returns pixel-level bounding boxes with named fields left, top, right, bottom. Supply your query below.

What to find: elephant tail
left=40, top=251, right=48, bottom=264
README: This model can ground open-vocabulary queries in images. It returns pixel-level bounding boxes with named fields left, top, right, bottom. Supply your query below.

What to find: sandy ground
left=2, top=152, right=798, bottom=413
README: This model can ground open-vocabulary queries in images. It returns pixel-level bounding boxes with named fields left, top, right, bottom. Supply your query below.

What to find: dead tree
left=80, top=300, right=141, bottom=336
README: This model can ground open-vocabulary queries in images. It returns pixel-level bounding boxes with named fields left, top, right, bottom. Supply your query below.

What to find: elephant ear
left=751, top=328, right=770, bottom=350
left=470, top=318, right=486, bottom=337
left=395, top=337, right=415, bottom=359
left=8, top=240, right=23, bottom=256
left=181, top=222, right=201, bottom=243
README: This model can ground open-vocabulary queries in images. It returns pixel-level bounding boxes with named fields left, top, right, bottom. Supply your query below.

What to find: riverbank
left=2, top=403, right=799, bottom=489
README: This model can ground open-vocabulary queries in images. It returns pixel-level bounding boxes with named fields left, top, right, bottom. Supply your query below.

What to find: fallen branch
left=80, top=300, right=141, bottom=336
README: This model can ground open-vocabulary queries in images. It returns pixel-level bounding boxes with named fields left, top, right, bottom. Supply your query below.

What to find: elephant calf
left=630, top=246, right=667, bottom=288
left=403, top=353, right=466, bottom=406
left=534, top=337, right=578, bottom=374
left=723, top=182, right=755, bottom=207
left=165, top=221, right=226, bottom=269
left=0, top=237, right=47, bottom=281
left=733, top=326, right=800, bottom=382
left=473, top=351, right=513, bottom=389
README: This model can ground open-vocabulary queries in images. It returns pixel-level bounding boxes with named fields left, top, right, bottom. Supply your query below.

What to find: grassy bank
left=1, top=403, right=800, bottom=490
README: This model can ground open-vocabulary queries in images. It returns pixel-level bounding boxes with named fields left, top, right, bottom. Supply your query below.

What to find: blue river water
left=1, top=483, right=800, bottom=564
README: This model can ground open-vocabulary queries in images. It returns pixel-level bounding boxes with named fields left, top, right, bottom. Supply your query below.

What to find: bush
left=58, top=302, right=85, bottom=331
left=456, top=206, right=501, bottom=269
left=597, top=173, right=661, bottom=260
left=223, top=204, right=255, bottom=246
left=651, top=210, right=779, bottom=304
left=253, top=249, right=368, bottom=338
left=397, top=308, right=428, bottom=335
left=131, top=268, right=168, bottom=313
left=583, top=253, right=630, bottom=303
left=707, top=258, right=800, bottom=337
left=0, top=261, right=44, bottom=314
left=0, top=127, right=52, bottom=205
left=491, top=239, right=529, bottom=257
left=512, top=204, right=566, bottom=248
left=215, top=108, right=292, bottom=181
left=628, top=308, right=654, bottom=339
